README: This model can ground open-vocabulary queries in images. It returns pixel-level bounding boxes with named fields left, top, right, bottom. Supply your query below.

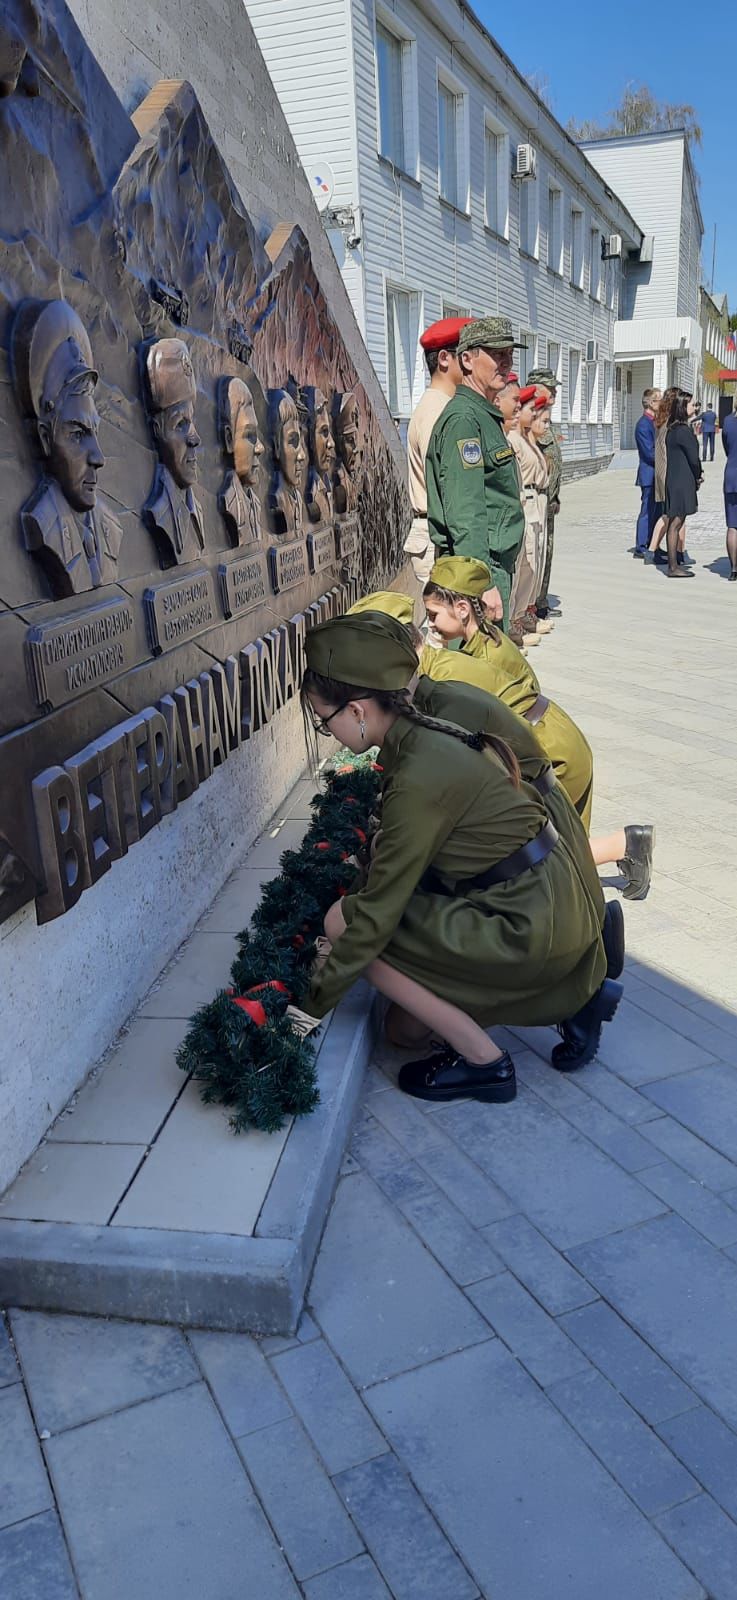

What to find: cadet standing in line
left=423, top=556, right=655, bottom=899
left=527, top=365, right=563, bottom=620
left=405, top=316, right=471, bottom=587
left=301, top=610, right=621, bottom=1096
left=425, top=316, right=525, bottom=631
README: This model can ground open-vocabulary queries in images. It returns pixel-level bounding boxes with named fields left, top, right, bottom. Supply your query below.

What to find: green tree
left=568, top=82, right=702, bottom=148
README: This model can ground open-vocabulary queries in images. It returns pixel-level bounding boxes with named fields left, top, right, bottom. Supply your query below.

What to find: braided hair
left=423, top=581, right=502, bottom=648
left=301, top=670, right=520, bottom=786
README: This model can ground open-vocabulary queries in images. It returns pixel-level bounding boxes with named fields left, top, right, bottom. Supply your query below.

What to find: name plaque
left=335, top=516, right=360, bottom=564
left=218, top=550, right=269, bottom=619
left=307, top=526, right=337, bottom=576
left=144, top=570, right=217, bottom=654
left=268, top=538, right=308, bottom=594
left=25, top=596, right=138, bottom=708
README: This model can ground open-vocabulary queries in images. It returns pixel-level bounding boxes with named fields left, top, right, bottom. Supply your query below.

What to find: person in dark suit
left=722, top=406, right=737, bottom=579
left=701, top=406, right=717, bottom=461
left=633, top=388, right=661, bottom=558
left=664, top=392, right=702, bottom=577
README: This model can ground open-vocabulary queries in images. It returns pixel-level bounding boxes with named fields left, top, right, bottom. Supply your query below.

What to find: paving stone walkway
left=2, top=458, right=737, bottom=1599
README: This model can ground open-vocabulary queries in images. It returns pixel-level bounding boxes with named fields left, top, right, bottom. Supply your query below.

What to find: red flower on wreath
left=315, top=841, right=331, bottom=851
left=228, top=994, right=267, bottom=1027
left=352, top=827, right=367, bottom=845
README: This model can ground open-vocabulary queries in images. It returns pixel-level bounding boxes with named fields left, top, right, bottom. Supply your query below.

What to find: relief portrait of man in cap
left=304, top=386, right=336, bottom=526
left=11, top=299, right=123, bottom=598
left=332, top=390, right=363, bottom=515
left=217, top=376, right=264, bottom=545
left=268, top=388, right=307, bottom=538
left=142, top=337, right=205, bottom=567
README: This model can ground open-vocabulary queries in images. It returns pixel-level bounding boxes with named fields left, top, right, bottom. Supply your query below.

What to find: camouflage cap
left=528, top=366, right=558, bottom=388
left=457, top=316, right=525, bottom=356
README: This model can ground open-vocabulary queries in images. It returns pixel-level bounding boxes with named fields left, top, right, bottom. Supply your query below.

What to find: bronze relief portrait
left=142, top=336, right=205, bottom=567
left=11, top=299, right=123, bottom=598
left=217, top=376, right=264, bottom=545
left=332, top=390, right=363, bottom=515
left=268, top=387, right=307, bottom=539
left=304, top=386, right=336, bottom=526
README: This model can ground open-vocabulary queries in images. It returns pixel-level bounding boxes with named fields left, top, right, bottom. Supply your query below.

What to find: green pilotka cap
left=429, top=555, right=491, bottom=597
left=527, top=366, right=557, bottom=388
left=305, top=612, right=418, bottom=689
left=348, top=590, right=414, bottom=626
left=456, top=316, right=524, bottom=356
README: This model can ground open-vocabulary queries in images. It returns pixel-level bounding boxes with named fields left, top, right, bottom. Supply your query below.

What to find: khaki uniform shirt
left=406, top=387, right=451, bottom=555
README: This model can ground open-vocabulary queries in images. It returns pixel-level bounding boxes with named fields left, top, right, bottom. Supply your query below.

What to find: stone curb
left=0, top=986, right=377, bottom=1334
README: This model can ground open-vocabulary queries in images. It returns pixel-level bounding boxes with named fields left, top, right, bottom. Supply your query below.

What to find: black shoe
left=666, top=566, right=694, bottom=577
left=536, top=604, right=562, bottom=619
left=552, top=979, right=623, bottom=1072
left=652, top=549, right=668, bottom=566
left=729, top=570, right=737, bottom=583
left=602, top=900, right=625, bottom=979
left=398, top=1047, right=517, bottom=1104
left=633, top=548, right=646, bottom=559
left=617, top=824, right=655, bottom=901
left=676, top=550, right=684, bottom=566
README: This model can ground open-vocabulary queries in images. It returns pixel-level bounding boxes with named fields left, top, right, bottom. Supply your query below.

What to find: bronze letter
left=211, top=657, right=242, bottom=756
left=174, top=680, right=212, bottom=786
left=158, top=694, right=195, bottom=811
left=33, top=765, right=89, bottom=922
left=199, top=671, right=226, bottom=770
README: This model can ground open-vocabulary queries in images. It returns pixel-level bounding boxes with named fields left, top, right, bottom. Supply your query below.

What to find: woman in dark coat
left=664, top=392, right=702, bottom=577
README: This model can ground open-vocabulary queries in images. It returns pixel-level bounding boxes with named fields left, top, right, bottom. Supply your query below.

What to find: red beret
left=506, top=372, right=519, bottom=385
left=420, top=316, right=473, bottom=353
left=534, top=388, right=552, bottom=409
left=518, top=384, right=537, bottom=404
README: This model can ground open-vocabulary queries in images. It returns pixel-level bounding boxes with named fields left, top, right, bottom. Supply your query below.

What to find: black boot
left=602, top=899, right=625, bottom=979
left=398, top=1048, right=516, bottom=1104
left=552, top=980, right=623, bottom=1072
left=617, top=825, right=655, bottom=901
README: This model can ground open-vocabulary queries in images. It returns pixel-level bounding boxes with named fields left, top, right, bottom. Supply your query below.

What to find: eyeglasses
left=309, top=702, right=349, bottom=737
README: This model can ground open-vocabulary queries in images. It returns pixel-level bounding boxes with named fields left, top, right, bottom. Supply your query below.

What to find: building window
left=484, top=115, right=509, bottom=237
left=587, top=361, right=599, bottom=423
left=589, top=226, right=600, bottom=299
left=518, top=329, right=537, bottom=384
left=386, top=284, right=420, bottom=417
left=437, top=71, right=468, bottom=211
left=570, top=207, right=584, bottom=289
left=376, top=21, right=405, bottom=169
left=519, top=177, right=539, bottom=258
left=548, top=339, right=562, bottom=421
left=547, top=187, right=562, bottom=274
left=602, top=360, right=613, bottom=424
left=442, top=300, right=470, bottom=319
left=568, top=348, right=582, bottom=422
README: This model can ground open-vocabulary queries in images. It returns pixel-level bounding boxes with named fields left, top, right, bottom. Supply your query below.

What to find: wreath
left=176, top=757, right=382, bottom=1133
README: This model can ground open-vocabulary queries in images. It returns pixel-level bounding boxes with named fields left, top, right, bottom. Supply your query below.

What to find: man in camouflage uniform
left=528, top=364, right=562, bottom=619
left=425, top=316, right=525, bottom=630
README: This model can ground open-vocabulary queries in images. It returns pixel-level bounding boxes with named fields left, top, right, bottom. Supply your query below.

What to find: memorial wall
left=0, top=0, right=410, bottom=1187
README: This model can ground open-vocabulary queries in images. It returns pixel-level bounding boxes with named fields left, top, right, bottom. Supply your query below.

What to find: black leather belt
left=533, top=765, right=556, bottom=797
left=523, top=693, right=550, bottom=726
left=420, top=820, right=559, bottom=898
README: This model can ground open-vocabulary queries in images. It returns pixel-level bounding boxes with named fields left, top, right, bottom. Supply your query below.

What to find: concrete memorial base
left=0, top=775, right=375, bottom=1333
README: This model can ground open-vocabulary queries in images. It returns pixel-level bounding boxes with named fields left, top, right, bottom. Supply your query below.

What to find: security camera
left=346, top=230, right=362, bottom=250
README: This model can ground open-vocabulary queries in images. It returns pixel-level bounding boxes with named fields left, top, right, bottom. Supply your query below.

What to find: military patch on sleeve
left=457, top=438, right=483, bottom=468
left=494, top=447, right=513, bottom=463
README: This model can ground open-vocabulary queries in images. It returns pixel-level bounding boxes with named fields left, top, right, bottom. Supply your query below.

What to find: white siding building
left=582, top=131, right=704, bottom=445
left=247, top=0, right=643, bottom=474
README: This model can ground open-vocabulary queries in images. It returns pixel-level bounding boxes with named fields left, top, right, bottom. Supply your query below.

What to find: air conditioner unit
left=586, top=339, right=599, bottom=362
left=515, top=144, right=537, bottom=180
left=603, top=233, right=622, bottom=259
left=639, top=234, right=655, bottom=263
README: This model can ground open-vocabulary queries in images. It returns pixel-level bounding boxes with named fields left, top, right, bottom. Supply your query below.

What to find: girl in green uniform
left=423, top=557, right=654, bottom=900
left=301, top=611, right=622, bottom=1103
left=347, top=590, right=623, bottom=980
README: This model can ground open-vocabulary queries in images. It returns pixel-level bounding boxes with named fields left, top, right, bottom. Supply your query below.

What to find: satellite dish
left=305, top=160, right=335, bottom=213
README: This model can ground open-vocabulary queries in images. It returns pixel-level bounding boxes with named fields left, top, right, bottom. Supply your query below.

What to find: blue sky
left=478, top=0, right=736, bottom=311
